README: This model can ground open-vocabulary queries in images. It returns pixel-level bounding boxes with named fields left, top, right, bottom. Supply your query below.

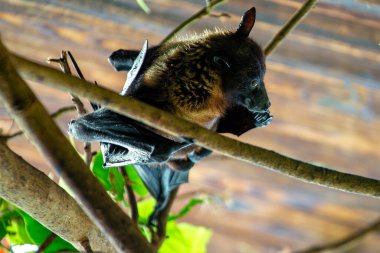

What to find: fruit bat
left=68, top=7, right=272, bottom=223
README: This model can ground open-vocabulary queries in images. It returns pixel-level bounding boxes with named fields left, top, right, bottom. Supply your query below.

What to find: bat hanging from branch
left=69, top=7, right=272, bottom=223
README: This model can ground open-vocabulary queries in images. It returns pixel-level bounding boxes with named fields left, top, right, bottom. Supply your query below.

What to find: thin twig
left=2, top=105, right=76, bottom=141
left=160, top=0, right=225, bottom=44
left=67, top=51, right=93, bottom=165
left=47, top=51, right=87, bottom=116
left=79, top=237, right=93, bottom=253
left=151, top=187, right=179, bottom=249
left=50, top=105, right=76, bottom=118
left=67, top=51, right=85, bottom=80
left=1, top=130, right=23, bottom=141
left=293, top=217, right=380, bottom=253
left=264, top=0, right=318, bottom=56
left=119, top=167, right=139, bottom=225
left=36, top=233, right=57, bottom=253
left=48, top=51, right=92, bottom=165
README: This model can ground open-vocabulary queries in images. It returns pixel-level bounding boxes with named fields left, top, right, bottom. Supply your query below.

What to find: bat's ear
left=235, top=7, right=256, bottom=38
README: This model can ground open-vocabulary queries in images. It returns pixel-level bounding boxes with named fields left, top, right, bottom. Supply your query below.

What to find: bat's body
left=69, top=7, right=272, bottom=222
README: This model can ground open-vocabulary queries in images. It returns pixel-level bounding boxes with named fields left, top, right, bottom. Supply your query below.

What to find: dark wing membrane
left=69, top=108, right=188, bottom=164
left=108, top=46, right=161, bottom=72
left=134, top=165, right=189, bottom=223
left=216, top=105, right=273, bottom=136
left=109, top=49, right=141, bottom=71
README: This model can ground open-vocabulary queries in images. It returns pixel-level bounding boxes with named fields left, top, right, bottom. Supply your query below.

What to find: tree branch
left=80, top=238, right=94, bottom=253
left=264, top=0, right=318, bottom=56
left=48, top=51, right=92, bottom=166
left=152, top=188, right=179, bottom=250
left=10, top=52, right=380, bottom=199
left=1, top=105, right=75, bottom=141
left=293, top=217, right=380, bottom=253
left=160, top=0, right=225, bottom=44
left=47, top=51, right=87, bottom=116
left=36, top=233, right=57, bottom=253
left=0, top=41, right=153, bottom=253
left=0, top=141, right=114, bottom=252
left=119, top=167, right=139, bottom=225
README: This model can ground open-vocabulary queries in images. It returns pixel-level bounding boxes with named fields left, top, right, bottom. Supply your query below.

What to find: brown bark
left=0, top=142, right=115, bottom=253
left=0, top=40, right=153, bottom=253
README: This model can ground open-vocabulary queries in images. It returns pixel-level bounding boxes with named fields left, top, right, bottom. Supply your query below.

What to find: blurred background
left=0, top=0, right=379, bottom=252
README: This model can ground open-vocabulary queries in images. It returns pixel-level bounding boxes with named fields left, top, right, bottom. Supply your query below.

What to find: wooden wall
left=0, top=0, right=379, bottom=252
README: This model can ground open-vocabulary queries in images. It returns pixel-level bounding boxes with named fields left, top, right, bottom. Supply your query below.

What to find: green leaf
left=0, top=199, right=9, bottom=238
left=139, top=225, right=152, bottom=241
left=125, top=165, right=149, bottom=197
left=5, top=216, right=32, bottom=245
left=168, top=198, right=206, bottom=221
left=0, top=199, right=8, bottom=212
left=137, top=198, right=156, bottom=225
left=159, top=222, right=212, bottom=253
left=108, top=167, right=126, bottom=202
left=91, top=152, right=112, bottom=190
left=92, top=152, right=149, bottom=201
left=0, top=220, right=6, bottom=239
left=20, top=211, right=76, bottom=252
left=136, top=0, right=151, bottom=14
left=1, top=202, right=33, bottom=245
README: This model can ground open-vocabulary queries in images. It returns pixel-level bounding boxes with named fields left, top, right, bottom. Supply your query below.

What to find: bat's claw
left=167, top=159, right=195, bottom=171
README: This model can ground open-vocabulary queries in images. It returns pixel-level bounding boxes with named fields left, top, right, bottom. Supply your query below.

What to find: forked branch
left=0, top=40, right=153, bottom=253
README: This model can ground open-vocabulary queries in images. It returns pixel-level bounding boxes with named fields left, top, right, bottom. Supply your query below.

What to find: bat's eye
left=213, top=56, right=230, bottom=69
left=250, top=79, right=259, bottom=89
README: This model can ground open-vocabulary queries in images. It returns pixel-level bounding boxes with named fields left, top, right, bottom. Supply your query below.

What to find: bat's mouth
left=254, top=111, right=273, bottom=127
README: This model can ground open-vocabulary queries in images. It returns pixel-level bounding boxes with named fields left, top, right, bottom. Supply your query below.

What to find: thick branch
left=0, top=41, right=152, bottom=253
left=264, top=0, right=318, bottom=56
left=0, top=142, right=114, bottom=253
left=10, top=53, right=380, bottom=199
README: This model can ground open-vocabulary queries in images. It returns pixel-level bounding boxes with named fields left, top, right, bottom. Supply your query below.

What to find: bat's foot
left=167, top=159, right=195, bottom=171
left=150, top=142, right=190, bottom=163
left=188, top=148, right=212, bottom=163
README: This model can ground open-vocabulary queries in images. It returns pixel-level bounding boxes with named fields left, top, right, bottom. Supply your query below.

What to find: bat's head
left=207, top=7, right=271, bottom=115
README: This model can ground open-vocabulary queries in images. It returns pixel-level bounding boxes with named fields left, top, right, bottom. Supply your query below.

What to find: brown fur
left=141, top=31, right=232, bottom=128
